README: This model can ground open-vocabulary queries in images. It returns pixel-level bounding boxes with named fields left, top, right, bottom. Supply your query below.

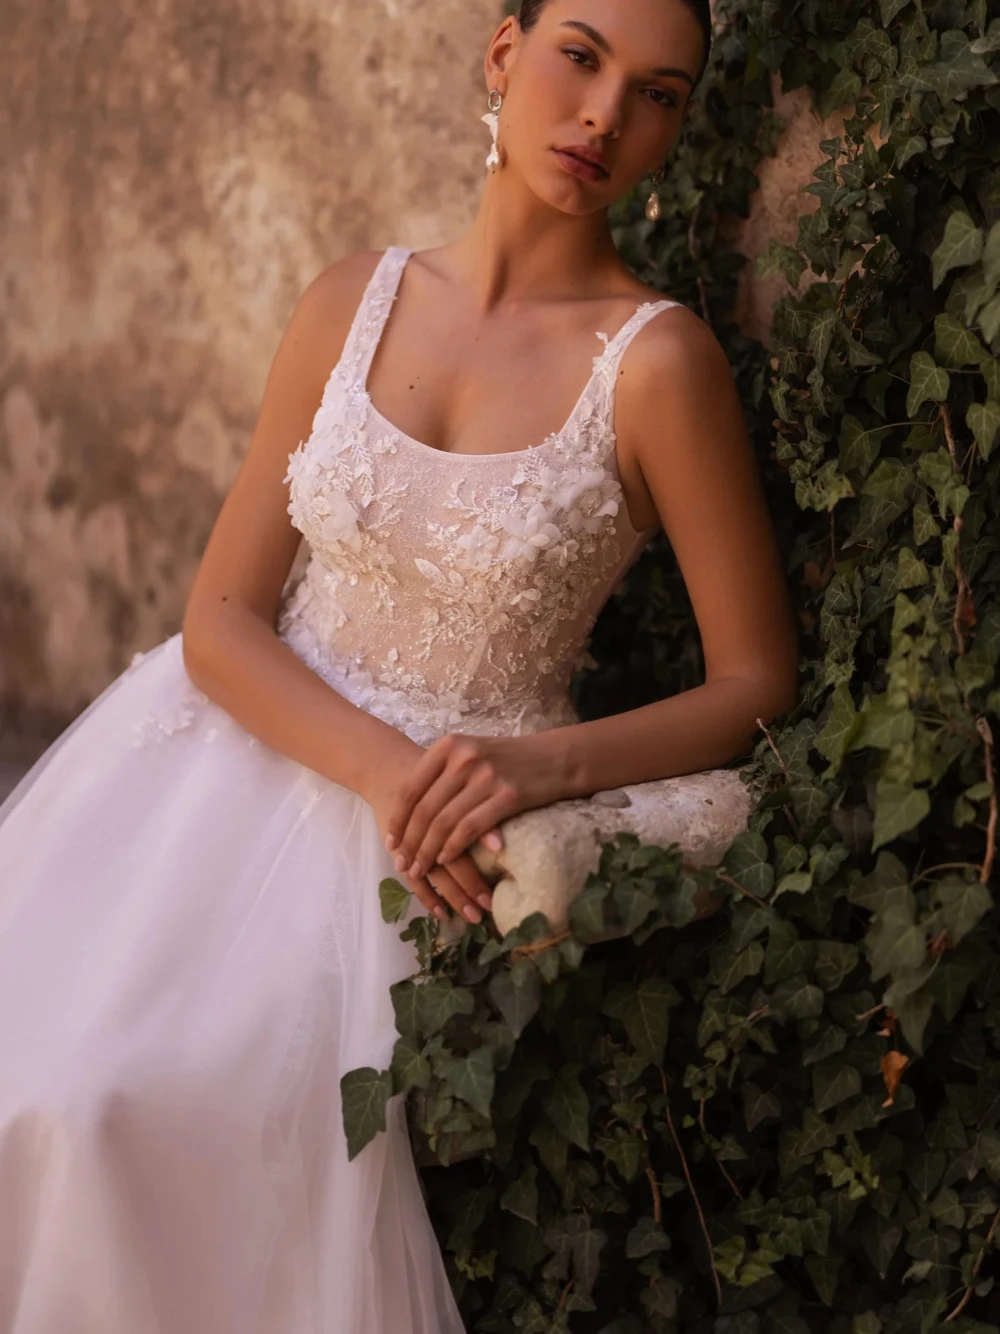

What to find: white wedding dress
left=0, top=246, right=678, bottom=1333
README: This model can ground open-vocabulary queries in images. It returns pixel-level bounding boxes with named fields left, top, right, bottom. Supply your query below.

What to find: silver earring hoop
left=482, top=90, right=504, bottom=172
left=646, top=165, right=665, bottom=222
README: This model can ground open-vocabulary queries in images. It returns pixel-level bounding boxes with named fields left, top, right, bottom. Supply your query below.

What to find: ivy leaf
left=774, top=975, right=825, bottom=1020
left=816, top=684, right=860, bottom=764
left=723, top=831, right=775, bottom=900
left=815, top=941, right=860, bottom=989
left=805, top=1253, right=843, bottom=1305
left=935, top=312, right=984, bottom=367
left=897, top=546, right=929, bottom=589
left=813, top=1061, right=862, bottom=1113
left=379, top=877, right=411, bottom=924
left=489, top=960, right=542, bottom=1038
left=865, top=905, right=927, bottom=980
left=872, top=780, right=931, bottom=850
left=880, top=0, right=912, bottom=23
left=933, top=877, right=994, bottom=944
left=568, top=1217, right=607, bottom=1294
left=390, top=980, right=423, bottom=1040
left=438, top=1045, right=495, bottom=1118
left=419, top=980, right=476, bottom=1037
left=340, top=1066, right=393, bottom=1161
left=390, top=1034, right=431, bottom=1094
left=626, top=1217, right=672, bottom=1259
left=500, top=1163, right=539, bottom=1225
left=850, top=697, right=914, bottom=752
left=932, top=209, right=985, bottom=289
left=542, top=1068, right=591, bottom=1151
left=906, top=352, right=951, bottom=415
left=714, top=939, right=766, bottom=994
left=907, top=1150, right=947, bottom=1200
left=744, top=1082, right=782, bottom=1131
left=907, top=31, right=998, bottom=105
left=968, top=400, right=1000, bottom=461
left=624, top=976, right=675, bottom=1063
left=597, top=1132, right=644, bottom=1183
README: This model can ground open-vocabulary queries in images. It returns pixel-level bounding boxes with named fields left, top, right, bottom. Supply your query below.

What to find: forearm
left=181, top=604, right=412, bottom=800
left=534, top=674, right=796, bottom=803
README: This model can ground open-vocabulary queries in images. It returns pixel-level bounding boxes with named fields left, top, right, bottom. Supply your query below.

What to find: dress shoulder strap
left=336, top=245, right=413, bottom=389
left=597, top=298, right=682, bottom=380
left=572, top=297, right=683, bottom=453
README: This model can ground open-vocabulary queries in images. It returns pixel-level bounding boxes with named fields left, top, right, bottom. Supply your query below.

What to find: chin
left=532, top=173, right=612, bottom=217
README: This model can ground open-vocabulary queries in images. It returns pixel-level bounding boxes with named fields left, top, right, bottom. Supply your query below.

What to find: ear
left=484, top=14, right=520, bottom=95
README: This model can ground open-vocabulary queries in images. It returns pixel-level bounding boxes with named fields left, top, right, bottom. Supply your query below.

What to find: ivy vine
left=344, top=1, right=1000, bottom=1330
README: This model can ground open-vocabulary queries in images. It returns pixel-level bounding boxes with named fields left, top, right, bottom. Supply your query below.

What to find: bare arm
left=546, top=306, right=801, bottom=798
left=386, top=309, right=802, bottom=880
left=181, top=251, right=499, bottom=926
left=181, top=249, right=416, bottom=801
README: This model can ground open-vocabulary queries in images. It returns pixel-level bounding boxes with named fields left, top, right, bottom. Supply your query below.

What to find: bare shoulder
left=622, top=298, right=734, bottom=398
left=616, top=301, right=744, bottom=448
left=291, top=248, right=387, bottom=351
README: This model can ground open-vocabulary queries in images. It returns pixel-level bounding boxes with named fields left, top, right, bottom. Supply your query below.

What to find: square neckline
left=360, top=247, right=675, bottom=468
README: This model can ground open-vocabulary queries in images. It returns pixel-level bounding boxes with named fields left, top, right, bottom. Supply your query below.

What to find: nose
left=580, top=77, right=625, bottom=140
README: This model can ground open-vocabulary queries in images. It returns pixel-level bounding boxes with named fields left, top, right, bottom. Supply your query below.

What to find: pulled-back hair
left=517, top=0, right=713, bottom=83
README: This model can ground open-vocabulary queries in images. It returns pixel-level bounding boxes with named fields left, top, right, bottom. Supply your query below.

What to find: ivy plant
left=344, top=2, right=1000, bottom=1330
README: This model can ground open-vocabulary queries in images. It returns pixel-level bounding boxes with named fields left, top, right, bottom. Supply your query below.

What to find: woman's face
left=486, top=0, right=705, bottom=215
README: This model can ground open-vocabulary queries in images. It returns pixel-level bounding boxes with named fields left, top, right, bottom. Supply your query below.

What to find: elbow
left=181, top=597, right=226, bottom=694
left=752, top=668, right=801, bottom=734
left=181, top=611, right=210, bottom=694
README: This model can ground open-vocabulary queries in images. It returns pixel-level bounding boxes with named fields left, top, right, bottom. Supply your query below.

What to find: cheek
left=511, top=47, right=582, bottom=129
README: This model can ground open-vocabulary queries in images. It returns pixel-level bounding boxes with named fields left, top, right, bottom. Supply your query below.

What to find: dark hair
left=517, top=0, right=713, bottom=84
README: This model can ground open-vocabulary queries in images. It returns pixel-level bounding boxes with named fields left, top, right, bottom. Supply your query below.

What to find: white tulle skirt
left=0, top=633, right=466, bottom=1334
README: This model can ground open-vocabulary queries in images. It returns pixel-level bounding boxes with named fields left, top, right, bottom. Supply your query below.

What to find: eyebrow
left=558, top=19, right=696, bottom=87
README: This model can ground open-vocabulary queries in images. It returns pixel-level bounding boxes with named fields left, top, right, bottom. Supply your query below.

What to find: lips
left=553, top=147, right=610, bottom=182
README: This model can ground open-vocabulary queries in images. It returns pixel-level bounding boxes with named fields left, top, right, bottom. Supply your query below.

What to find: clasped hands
left=382, top=732, right=558, bottom=927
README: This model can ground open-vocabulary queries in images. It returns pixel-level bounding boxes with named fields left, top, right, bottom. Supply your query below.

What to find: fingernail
left=434, top=905, right=449, bottom=920
left=477, top=894, right=493, bottom=911
left=462, top=905, right=482, bottom=923
left=385, top=835, right=397, bottom=851
left=409, top=863, right=423, bottom=880
left=484, top=832, right=503, bottom=852
left=394, top=855, right=406, bottom=873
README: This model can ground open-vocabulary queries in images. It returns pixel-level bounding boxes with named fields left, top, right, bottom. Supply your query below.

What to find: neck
left=449, top=166, right=625, bottom=314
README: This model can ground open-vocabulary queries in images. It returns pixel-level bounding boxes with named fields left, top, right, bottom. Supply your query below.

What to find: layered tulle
left=0, top=633, right=466, bottom=1334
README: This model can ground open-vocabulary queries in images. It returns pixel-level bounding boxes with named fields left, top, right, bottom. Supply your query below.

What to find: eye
left=645, top=87, right=679, bottom=109
left=563, top=46, right=596, bottom=69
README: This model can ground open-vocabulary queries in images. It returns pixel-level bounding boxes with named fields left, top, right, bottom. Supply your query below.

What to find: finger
left=434, top=787, right=520, bottom=870
left=481, top=827, right=505, bottom=853
left=384, top=739, right=452, bottom=850
left=444, top=853, right=495, bottom=912
left=393, top=764, right=478, bottom=871
left=427, top=864, right=486, bottom=925
left=405, top=869, right=452, bottom=922
left=405, top=766, right=499, bottom=878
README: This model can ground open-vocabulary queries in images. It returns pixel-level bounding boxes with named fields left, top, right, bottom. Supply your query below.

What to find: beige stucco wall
left=0, top=0, right=504, bottom=752
left=0, top=2, right=839, bottom=755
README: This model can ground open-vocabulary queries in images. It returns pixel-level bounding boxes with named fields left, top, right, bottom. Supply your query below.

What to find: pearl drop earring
left=646, top=165, right=666, bottom=221
left=482, top=89, right=503, bottom=172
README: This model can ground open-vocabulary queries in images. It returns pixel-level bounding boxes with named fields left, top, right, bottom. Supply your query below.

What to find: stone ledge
left=410, top=767, right=758, bottom=1164
left=451, top=767, right=757, bottom=941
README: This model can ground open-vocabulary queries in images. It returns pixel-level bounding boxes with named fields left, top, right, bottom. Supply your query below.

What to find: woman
left=0, top=0, right=799, bottom=1329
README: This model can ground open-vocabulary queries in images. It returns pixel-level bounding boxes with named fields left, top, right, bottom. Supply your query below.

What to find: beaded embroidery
left=137, top=246, right=679, bottom=750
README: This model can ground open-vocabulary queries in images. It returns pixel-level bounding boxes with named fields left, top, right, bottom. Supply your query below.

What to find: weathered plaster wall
left=0, top=1, right=841, bottom=755
left=0, top=0, right=503, bottom=751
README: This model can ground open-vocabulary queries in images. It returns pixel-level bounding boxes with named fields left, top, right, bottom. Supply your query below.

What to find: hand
left=364, top=735, right=499, bottom=926
left=384, top=732, right=557, bottom=883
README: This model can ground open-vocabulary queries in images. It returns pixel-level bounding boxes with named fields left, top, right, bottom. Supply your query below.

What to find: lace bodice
left=274, top=246, right=679, bottom=747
